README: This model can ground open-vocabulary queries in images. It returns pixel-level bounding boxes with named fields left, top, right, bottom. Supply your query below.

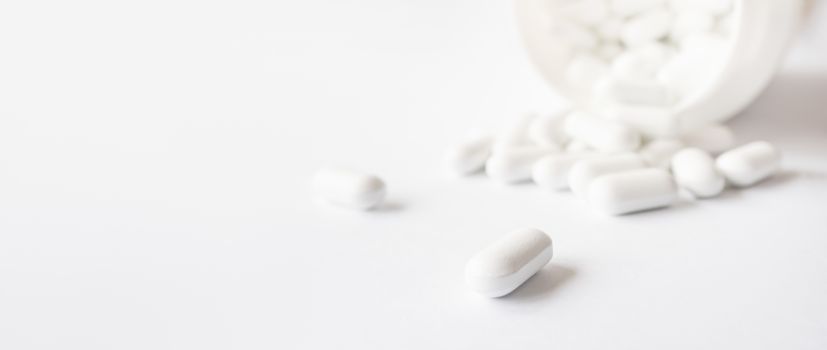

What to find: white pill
left=682, top=123, right=735, bottom=154
left=550, top=19, right=598, bottom=50
left=594, top=77, right=674, bottom=107
left=568, top=153, right=647, bottom=196
left=716, top=141, right=780, bottom=187
left=564, top=111, right=641, bottom=153
left=670, top=11, right=715, bottom=42
left=528, top=110, right=569, bottom=147
left=532, top=153, right=599, bottom=191
left=671, top=148, right=725, bottom=198
left=466, top=228, right=553, bottom=298
left=492, top=113, right=536, bottom=152
left=610, top=0, right=665, bottom=17
left=611, top=43, right=672, bottom=80
left=620, top=7, right=672, bottom=47
left=566, top=54, right=610, bottom=90
left=639, top=138, right=684, bottom=168
left=588, top=168, right=677, bottom=215
left=445, top=131, right=493, bottom=175
left=314, top=167, right=386, bottom=210
left=604, top=105, right=679, bottom=139
left=486, top=146, right=559, bottom=184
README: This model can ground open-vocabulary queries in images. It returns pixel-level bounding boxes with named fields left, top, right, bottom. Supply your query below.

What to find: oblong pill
left=486, top=146, right=558, bottom=184
left=532, top=153, right=598, bottom=191
left=564, top=112, right=641, bottom=153
left=466, top=228, right=553, bottom=298
left=715, top=141, right=780, bottom=187
left=313, top=167, right=386, bottom=210
left=568, top=153, right=647, bottom=196
left=671, top=148, right=725, bottom=198
left=587, top=168, right=678, bottom=215
left=681, top=123, right=735, bottom=155
left=445, top=132, right=493, bottom=176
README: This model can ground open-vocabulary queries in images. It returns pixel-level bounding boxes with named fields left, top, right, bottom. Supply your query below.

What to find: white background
left=1, top=1, right=826, bottom=349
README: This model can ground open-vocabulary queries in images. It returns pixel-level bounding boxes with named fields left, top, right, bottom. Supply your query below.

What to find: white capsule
left=492, top=113, right=536, bottom=152
left=588, top=168, right=678, bottom=215
left=603, top=105, right=679, bottom=139
left=610, top=43, right=673, bottom=80
left=532, top=153, right=599, bottom=191
left=528, top=110, right=569, bottom=147
left=466, top=228, right=553, bottom=298
left=486, top=146, right=559, bottom=184
left=671, top=148, right=725, bottom=198
left=313, top=167, right=386, bottom=210
left=564, top=112, right=641, bottom=153
left=716, top=141, right=780, bottom=187
left=568, top=153, right=647, bottom=196
left=444, top=131, right=493, bottom=175
left=620, top=7, right=673, bottom=47
left=682, top=123, right=735, bottom=154
left=594, top=77, right=674, bottom=107
left=639, top=138, right=684, bottom=168
left=610, top=0, right=665, bottom=17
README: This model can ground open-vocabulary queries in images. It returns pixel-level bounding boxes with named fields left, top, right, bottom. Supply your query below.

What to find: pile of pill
left=551, top=0, right=735, bottom=112
left=445, top=110, right=780, bottom=216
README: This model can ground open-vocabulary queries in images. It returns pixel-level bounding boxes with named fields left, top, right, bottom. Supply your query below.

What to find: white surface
left=1, top=1, right=826, bottom=349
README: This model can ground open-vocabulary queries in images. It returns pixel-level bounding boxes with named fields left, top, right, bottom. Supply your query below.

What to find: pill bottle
left=515, top=0, right=810, bottom=131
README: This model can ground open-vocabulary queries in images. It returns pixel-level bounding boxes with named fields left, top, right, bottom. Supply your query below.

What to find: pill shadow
left=370, top=200, right=406, bottom=213
left=504, top=264, right=576, bottom=302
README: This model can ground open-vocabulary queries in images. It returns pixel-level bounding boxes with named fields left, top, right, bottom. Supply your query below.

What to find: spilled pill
left=588, top=168, right=678, bottom=215
left=532, top=153, right=598, bottom=191
left=671, top=148, right=725, bottom=198
left=716, top=141, right=780, bottom=187
left=313, top=167, right=386, bottom=210
left=445, top=131, right=493, bottom=175
left=568, top=153, right=647, bottom=196
left=486, top=146, right=559, bottom=184
left=466, top=228, right=553, bottom=298
left=564, top=112, right=641, bottom=153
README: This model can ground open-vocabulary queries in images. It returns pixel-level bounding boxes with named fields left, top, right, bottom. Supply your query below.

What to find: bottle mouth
left=515, top=0, right=741, bottom=128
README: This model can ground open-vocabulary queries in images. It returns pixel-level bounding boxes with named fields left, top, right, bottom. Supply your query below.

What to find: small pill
left=528, top=110, right=569, bottom=147
left=716, top=141, right=780, bottom=187
left=466, top=228, right=553, bottom=298
left=610, top=43, right=672, bottom=80
left=681, top=123, right=735, bottom=154
left=532, top=153, right=599, bottom=191
left=568, top=153, right=647, bottom=196
left=445, top=131, right=493, bottom=175
left=564, top=112, right=641, bottom=153
left=638, top=138, right=684, bottom=168
left=604, top=105, right=679, bottom=139
left=486, top=146, right=559, bottom=184
left=671, top=148, right=725, bottom=198
left=587, top=168, right=678, bottom=215
left=620, top=7, right=672, bottom=47
left=314, top=167, right=386, bottom=210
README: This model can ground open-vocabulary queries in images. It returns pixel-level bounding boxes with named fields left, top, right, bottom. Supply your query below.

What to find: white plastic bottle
left=515, top=0, right=807, bottom=132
